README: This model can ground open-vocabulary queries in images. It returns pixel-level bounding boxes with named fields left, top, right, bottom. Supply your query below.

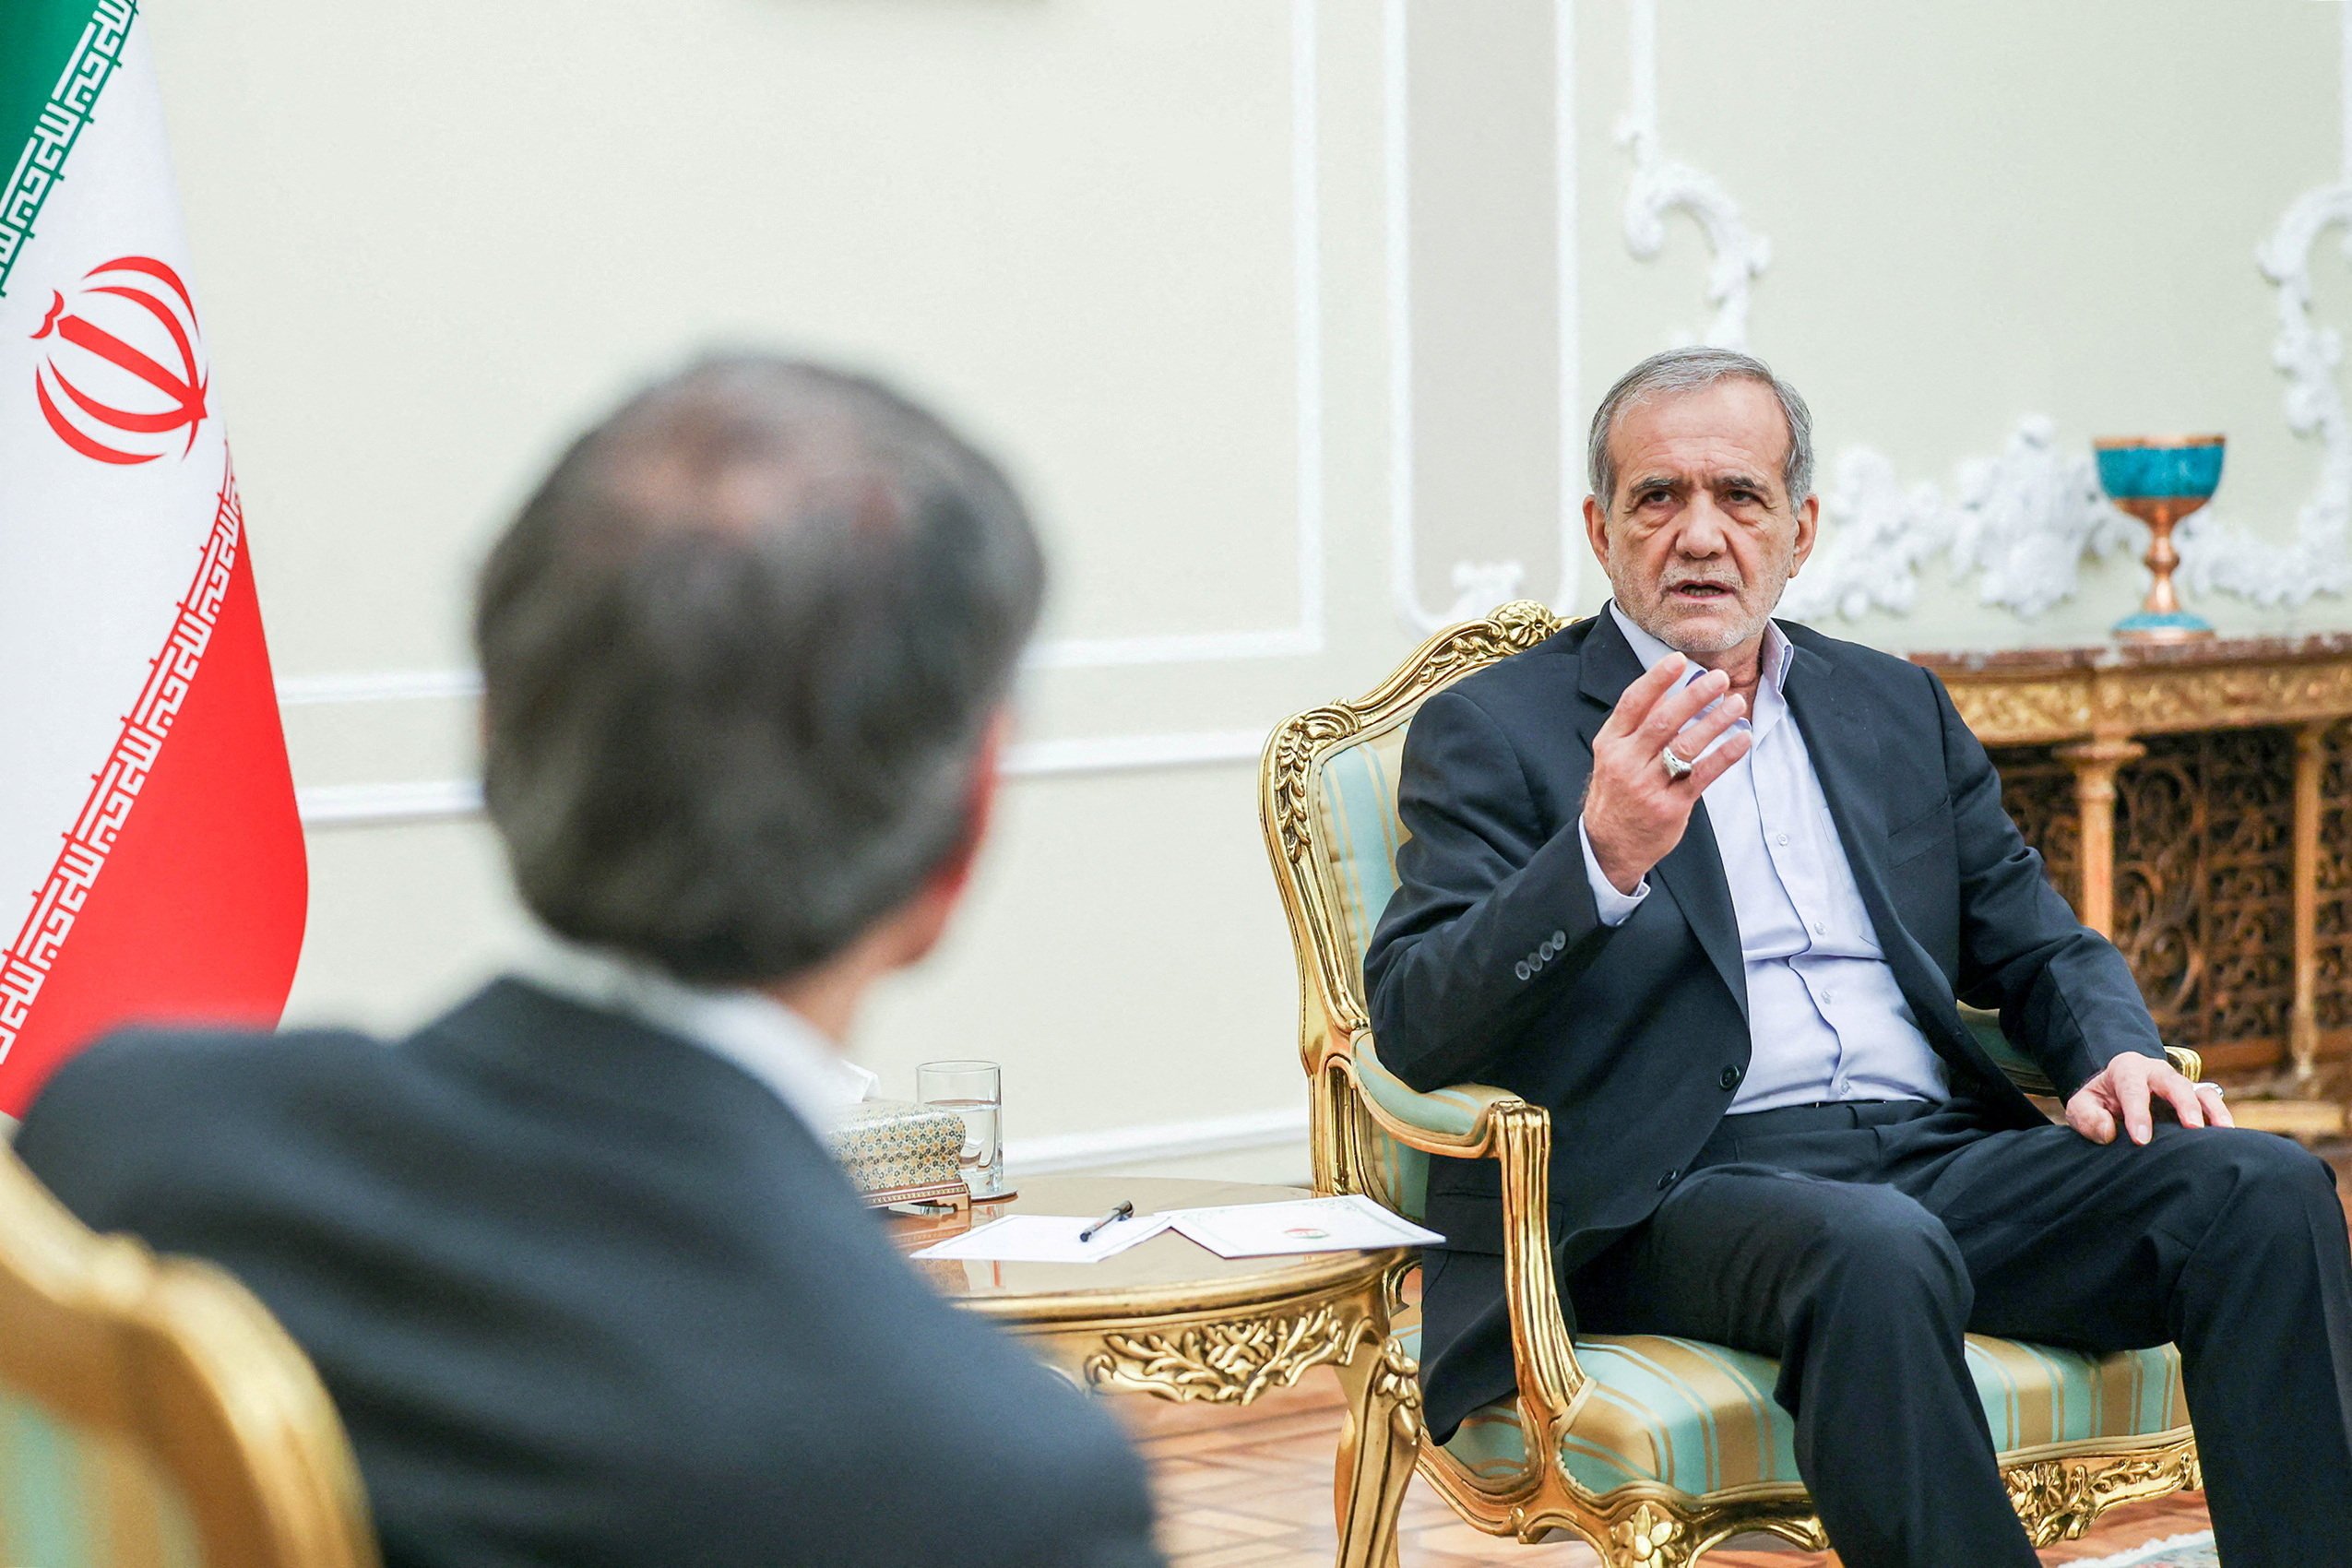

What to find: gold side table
left=894, top=1176, right=1421, bottom=1568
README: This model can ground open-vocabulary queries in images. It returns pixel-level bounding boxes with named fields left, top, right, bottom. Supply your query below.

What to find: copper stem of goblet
left=2141, top=502, right=2184, bottom=618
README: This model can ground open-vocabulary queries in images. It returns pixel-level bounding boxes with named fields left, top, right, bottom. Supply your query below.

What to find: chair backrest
left=0, top=1147, right=377, bottom=1568
left=1260, top=601, right=1568, bottom=1215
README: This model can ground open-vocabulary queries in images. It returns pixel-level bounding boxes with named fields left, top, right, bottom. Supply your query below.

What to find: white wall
left=145, top=0, right=2352, bottom=1180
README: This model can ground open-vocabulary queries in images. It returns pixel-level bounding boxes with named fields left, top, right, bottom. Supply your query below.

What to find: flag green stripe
left=0, top=0, right=139, bottom=300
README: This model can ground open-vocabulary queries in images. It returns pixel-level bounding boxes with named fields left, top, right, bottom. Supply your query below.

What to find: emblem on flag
left=30, top=255, right=208, bottom=465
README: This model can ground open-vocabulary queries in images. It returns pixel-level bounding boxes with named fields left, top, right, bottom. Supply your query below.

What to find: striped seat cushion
left=0, top=1387, right=201, bottom=1568
left=1400, top=1325, right=2188, bottom=1495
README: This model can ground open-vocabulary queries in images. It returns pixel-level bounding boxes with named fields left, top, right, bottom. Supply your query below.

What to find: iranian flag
left=0, top=0, right=305, bottom=1116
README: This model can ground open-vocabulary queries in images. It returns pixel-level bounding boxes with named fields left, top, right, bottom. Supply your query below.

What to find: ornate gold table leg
left=1331, top=1334, right=1421, bottom=1568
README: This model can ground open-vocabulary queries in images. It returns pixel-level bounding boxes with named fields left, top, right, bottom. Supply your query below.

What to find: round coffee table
left=894, top=1175, right=1422, bottom=1568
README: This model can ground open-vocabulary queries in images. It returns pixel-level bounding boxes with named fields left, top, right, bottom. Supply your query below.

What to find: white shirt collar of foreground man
left=517, top=939, right=878, bottom=1129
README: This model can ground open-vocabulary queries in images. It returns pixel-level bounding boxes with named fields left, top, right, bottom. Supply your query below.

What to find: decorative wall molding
left=1554, top=0, right=1584, bottom=611
left=1028, top=0, right=1328, bottom=666
left=1385, top=0, right=1584, bottom=636
left=297, top=779, right=482, bottom=829
left=293, top=728, right=1275, bottom=830
left=1616, top=0, right=1768, bottom=352
left=278, top=669, right=481, bottom=707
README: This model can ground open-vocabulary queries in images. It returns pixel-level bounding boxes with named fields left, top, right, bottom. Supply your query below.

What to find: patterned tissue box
left=827, top=1099, right=970, bottom=1210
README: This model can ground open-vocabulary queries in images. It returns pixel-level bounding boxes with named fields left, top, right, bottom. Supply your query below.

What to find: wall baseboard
left=1004, top=1105, right=1308, bottom=1176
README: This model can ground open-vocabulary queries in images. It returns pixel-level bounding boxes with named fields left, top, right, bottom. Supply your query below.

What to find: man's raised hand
left=1582, top=655, right=1752, bottom=896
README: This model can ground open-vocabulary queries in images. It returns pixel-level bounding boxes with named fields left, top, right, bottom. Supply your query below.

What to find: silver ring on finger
left=2195, top=1082, right=2226, bottom=1099
left=1658, top=744, right=1695, bottom=782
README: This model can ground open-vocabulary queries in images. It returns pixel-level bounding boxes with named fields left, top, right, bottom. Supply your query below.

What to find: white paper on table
left=1161, top=1194, right=1443, bottom=1259
left=908, top=1213, right=1173, bottom=1265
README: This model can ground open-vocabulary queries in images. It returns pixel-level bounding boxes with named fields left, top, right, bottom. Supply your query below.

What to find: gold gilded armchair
left=0, top=1146, right=376, bottom=1568
left=1257, top=600, right=2203, bottom=1566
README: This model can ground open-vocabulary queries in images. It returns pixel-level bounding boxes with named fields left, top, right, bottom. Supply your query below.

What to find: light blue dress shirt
left=1580, top=604, right=1950, bottom=1112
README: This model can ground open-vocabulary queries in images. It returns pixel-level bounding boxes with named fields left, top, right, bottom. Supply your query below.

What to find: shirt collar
left=1607, top=600, right=1795, bottom=700
left=515, top=937, right=878, bottom=1131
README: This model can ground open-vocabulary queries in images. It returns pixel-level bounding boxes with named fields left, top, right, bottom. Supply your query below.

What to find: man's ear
left=1583, top=493, right=1612, bottom=568
left=1789, top=493, right=1820, bottom=576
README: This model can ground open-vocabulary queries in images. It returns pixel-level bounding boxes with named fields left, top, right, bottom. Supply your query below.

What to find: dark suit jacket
left=1363, top=612, right=2163, bottom=1440
left=16, top=979, right=1163, bottom=1568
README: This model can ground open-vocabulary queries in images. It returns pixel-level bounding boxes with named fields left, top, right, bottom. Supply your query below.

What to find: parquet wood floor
left=1118, top=1141, right=2352, bottom=1566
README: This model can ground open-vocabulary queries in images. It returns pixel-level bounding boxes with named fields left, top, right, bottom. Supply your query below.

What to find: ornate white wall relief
left=2175, top=178, right=2352, bottom=606
left=1618, top=0, right=1768, bottom=351
left=1779, top=420, right=2136, bottom=623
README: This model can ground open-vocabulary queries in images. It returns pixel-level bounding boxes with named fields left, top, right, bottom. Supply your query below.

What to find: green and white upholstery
left=0, top=1390, right=200, bottom=1568
left=1400, top=1325, right=2187, bottom=1498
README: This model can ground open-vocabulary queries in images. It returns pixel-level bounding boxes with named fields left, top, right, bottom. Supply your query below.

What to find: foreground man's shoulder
left=25, top=1022, right=392, bottom=1144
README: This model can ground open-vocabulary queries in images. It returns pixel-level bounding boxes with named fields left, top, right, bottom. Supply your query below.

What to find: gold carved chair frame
left=0, top=1146, right=377, bottom=1568
left=1258, top=600, right=2203, bottom=1566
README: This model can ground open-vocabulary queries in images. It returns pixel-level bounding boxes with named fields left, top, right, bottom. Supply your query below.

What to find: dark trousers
left=1567, top=1100, right=2352, bottom=1568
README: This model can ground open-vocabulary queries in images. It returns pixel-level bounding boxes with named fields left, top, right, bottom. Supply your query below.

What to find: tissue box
left=827, top=1099, right=970, bottom=1210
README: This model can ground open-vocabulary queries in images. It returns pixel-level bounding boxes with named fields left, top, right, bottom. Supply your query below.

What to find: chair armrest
left=1345, top=1031, right=1588, bottom=1482
left=1959, top=1007, right=2202, bottom=1098
left=1351, top=1032, right=1525, bottom=1155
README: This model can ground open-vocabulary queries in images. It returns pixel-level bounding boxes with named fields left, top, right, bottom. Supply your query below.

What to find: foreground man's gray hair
left=1587, top=345, right=1815, bottom=509
left=475, top=353, right=1045, bottom=983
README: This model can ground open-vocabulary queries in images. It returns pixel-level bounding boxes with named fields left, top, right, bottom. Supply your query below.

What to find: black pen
left=1077, top=1200, right=1134, bottom=1243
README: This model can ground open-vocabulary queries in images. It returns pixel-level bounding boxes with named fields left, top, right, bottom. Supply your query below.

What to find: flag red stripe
left=0, top=457, right=305, bottom=1114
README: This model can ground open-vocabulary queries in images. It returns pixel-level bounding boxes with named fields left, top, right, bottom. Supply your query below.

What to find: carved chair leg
left=1332, top=1335, right=1421, bottom=1568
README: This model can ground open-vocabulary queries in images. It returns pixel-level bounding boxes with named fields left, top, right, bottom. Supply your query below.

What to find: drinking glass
left=919, top=1059, right=1004, bottom=1200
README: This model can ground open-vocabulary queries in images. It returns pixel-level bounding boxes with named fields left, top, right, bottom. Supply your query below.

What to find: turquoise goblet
left=2093, top=435, right=2224, bottom=643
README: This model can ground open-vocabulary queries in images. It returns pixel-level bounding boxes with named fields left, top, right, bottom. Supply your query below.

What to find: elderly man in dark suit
left=1366, top=345, right=2352, bottom=1566
left=17, top=357, right=1163, bottom=1568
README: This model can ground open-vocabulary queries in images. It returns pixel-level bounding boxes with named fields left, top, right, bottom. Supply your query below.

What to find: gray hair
left=1586, top=346, right=1814, bottom=511
left=474, top=353, right=1045, bottom=984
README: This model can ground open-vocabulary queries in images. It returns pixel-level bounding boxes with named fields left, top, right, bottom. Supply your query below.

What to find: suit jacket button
left=1550, top=929, right=1566, bottom=945
left=1719, top=1065, right=1742, bottom=1090
left=1657, top=1169, right=1679, bottom=1190
left=1514, top=961, right=1531, bottom=980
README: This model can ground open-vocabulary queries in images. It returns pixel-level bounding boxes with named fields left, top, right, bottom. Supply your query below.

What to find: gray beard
left=1611, top=571, right=1788, bottom=657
